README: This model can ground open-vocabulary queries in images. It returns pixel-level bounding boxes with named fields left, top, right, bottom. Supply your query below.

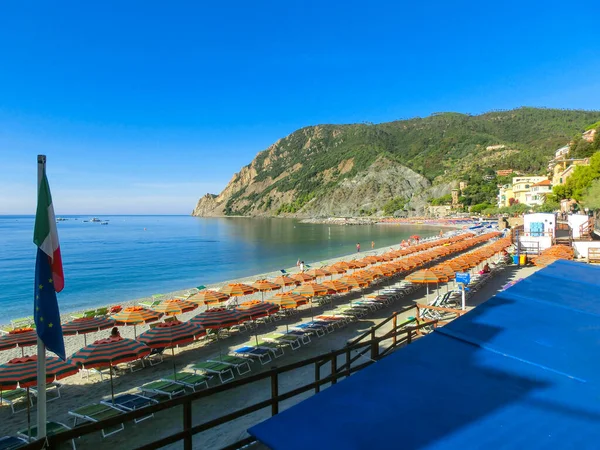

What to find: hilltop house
left=582, top=128, right=597, bottom=143
left=552, top=157, right=590, bottom=185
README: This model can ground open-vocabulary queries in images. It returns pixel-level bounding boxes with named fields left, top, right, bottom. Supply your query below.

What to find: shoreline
left=2, top=230, right=451, bottom=329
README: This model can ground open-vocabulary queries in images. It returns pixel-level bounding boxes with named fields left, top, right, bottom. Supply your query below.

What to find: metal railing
left=21, top=319, right=435, bottom=450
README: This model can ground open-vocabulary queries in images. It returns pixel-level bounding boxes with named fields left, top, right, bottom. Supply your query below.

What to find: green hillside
left=195, top=107, right=600, bottom=217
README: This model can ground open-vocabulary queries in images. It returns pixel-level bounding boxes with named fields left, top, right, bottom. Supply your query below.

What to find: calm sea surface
left=0, top=215, right=439, bottom=321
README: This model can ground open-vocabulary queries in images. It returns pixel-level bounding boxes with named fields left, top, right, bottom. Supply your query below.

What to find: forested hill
left=193, top=107, right=600, bottom=218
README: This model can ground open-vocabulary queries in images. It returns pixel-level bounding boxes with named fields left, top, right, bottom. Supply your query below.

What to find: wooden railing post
left=345, top=345, right=351, bottom=376
left=370, top=327, right=379, bottom=360
left=314, top=362, right=320, bottom=394
left=330, top=352, right=337, bottom=385
left=183, top=400, right=192, bottom=450
left=407, top=328, right=412, bottom=345
left=392, top=312, right=398, bottom=347
left=271, top=369, right=279, bottom=416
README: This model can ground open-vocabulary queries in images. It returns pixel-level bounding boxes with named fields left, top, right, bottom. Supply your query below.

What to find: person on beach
left=296, top=259, right=300, bottom=268
left=300, top=261, right=305, bottom=273
left=371, top=241, right=375, bottom=249
left=401, top=239, right=407, bottom=247
left=439, top=229, right=444, bottom=237
left=356, top=243, right=360, bottom=253
left=110, top=327, right=121, bottom=339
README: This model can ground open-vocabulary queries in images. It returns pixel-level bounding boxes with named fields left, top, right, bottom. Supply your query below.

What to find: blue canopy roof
left=249, top=260, right=600, bottom=449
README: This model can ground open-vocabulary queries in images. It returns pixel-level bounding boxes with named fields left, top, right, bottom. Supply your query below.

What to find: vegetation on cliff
left=193, top=107, right=600, bottom=217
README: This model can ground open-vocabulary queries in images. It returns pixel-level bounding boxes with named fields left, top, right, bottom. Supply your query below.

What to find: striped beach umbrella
left=338, top=275, right=370, bottom=289
left=69, top=337, right=151, bottom=369
left=151, top=299, right=197, bottom=316
left=235, top=300, right=280, bottom=320
left=111, top=307, right=162, bottom=337
left=189, top=308, right=245, bottom=329
left=324, top=265, right=346, bottom=275
left=252, top=280, right=281, bottom=301
left=137, top=320, right=205, bottom=354
left=321, top=280, right=352, bottom=293
left=305, top=268, right=332, bottom=279
left=272, top=275, right=300, bottom=288
left=293, top=283, right=331, bottom=298
left=62, top=316, right=117, bottom=346
left=0, top=329, right=38, bottom=356
left=69, top=336, right=151, bottom=403
left=291, top=273, right=315, bottom=283
left=220, top=283, right=257, bottom=297
left=0, top=355, right=78, bottom=390
left=268, top=292, right=308, bottom=309
left=186, top=290, right=230, bottom=307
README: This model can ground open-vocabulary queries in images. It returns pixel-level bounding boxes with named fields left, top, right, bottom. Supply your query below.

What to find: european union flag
left=34, top=248, right=66, bottom=360
left=33, top=163, right=66, bottom=360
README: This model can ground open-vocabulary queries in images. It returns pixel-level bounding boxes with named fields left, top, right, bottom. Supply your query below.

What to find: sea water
left=0, top=215, right=439, bottom=321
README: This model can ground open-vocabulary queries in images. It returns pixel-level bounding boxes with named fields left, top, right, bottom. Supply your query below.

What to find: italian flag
left=33, top=169, right=64, bottom=292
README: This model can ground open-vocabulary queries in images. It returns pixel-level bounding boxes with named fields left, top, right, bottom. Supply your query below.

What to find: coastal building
left=451, top=188, right=460, bottom=206
left=528, top=179, right=552, bottom=205
left=512, top=176, right=548, bottom=205
left=497, top=184, right=514, bottom=208
left=551, top=158, right=590, bottom=186
left=554, top=145, right=570, bottom=160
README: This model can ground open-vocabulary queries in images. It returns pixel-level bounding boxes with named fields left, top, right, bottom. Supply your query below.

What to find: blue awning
left=249, top=260, right=600, bottom=449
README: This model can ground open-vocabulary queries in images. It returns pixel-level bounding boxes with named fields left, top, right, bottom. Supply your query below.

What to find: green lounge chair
left=140, top=380, right=185, bottom=399
left=255, top=342, right=285, bottom=358
left=262, top=333, right=302, bottom=350
left=162, top=372, right=210, bottom=391
left=0, top=389, right=32, bottom=414
left=18, top=421, right=75, bottom=449
left=71, top=310, right=96, bottom=320
left=29, top=382, right=62, bottom=403
left=207, top=355, right=251, bottom=375
left=95, top=307, right=109, bottom=316
left=68, top=403, right=124, bottom=438
left=191, top=361, right=235, bottom=383
left=10, top=317, right=33, bottom=330
left=139, top=300, right=162, bottom=308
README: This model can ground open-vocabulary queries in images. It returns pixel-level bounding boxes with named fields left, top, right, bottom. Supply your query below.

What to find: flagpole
left=36, top=155, right=47, bottom=440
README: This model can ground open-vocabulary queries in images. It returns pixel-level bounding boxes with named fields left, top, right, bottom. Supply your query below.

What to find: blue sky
left=1, top=1, right=598, bottom=214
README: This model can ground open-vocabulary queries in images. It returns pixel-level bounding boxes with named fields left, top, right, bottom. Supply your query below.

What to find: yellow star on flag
left=39, top=284, right=44, bottom=290
left=39, top=316, right=44, bottom=322
left=48, top=323, right=53, bottom=328
left=48, top=278, right=53, bottom=284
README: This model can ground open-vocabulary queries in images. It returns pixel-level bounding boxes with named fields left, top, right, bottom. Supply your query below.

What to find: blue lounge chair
left=0, top=436, right=27, bottom=450
left=101, top=394, right=158, bottom=423
left=233, top=346, right=272, bottom=365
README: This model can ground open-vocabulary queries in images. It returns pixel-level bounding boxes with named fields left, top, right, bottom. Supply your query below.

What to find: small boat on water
left=56, top=217, right=68, bottom=222
left=101, top=222, right=109, bottom=225
left=90, top=218, right=101, bottom=222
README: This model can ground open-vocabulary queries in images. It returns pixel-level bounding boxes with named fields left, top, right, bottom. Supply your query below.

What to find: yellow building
left=552, top=158, right=590, bottom=186
left=497, top=184, right=514, bottom=207
left=512, top=176, right=548, bottom=205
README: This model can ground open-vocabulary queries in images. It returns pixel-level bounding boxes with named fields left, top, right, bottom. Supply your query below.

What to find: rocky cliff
left=193, top=108, right=600, bottom=217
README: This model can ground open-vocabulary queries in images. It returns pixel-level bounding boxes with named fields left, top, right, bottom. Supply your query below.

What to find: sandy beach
left=0, top=230, right=528, bottom=449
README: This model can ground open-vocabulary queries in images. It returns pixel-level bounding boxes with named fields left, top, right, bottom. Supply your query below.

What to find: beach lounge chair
left=95, top=307, right=109, bottom=316
left=29, top=382, right=62, bottom=402
left=0, top=389, right=32, bottom=414
left=262, top=333, right=302, bottom=350
left=71, top=310, right=96, bottom=320
left=100, top=394, right=158, bottom=423
left=232, top=346, right=272, bottom=365
left=0, top=436, right=27, bottom=450
left=192, top=361, right=235, bottom=383
left=162, top=372, right=210, bottom=391
left=17, top=421, right=75, bottom=449
left=144, top=347, right=165, bottom=366
left=68, top=403, right=125, bottom=438
left=10, top=317, right=33, bottom=330
left=139, top=300, right=162, bottom=308
left=256, top=342, right=285, bottom=358
left=207, top=355, right=251, bottom=376
left=283, top=329, right=313, bottom=344
left=293, top=322, right=326, bottom=337
left=140, top=380, right=185, bottom=399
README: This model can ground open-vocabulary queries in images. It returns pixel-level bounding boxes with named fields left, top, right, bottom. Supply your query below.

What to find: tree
left=582, top=179, right=600, bottom=210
